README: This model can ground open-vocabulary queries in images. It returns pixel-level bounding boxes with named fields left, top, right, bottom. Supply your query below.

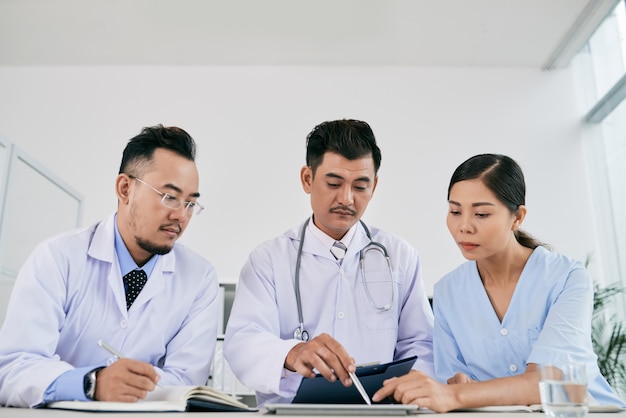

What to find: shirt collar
left=114, top=213, right=158, bottom=278
left=308, top=216, right=358, bottom=251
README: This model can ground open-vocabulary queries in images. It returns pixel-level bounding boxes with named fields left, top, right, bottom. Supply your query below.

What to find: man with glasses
left=0, top=125, right=219, bottom=407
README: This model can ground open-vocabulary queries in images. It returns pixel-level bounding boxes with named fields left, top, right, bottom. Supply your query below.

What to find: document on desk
left=455, top=404, right=624, bottom=413
left=453, top=405, right=541, bottom=413
left=292, top=356, right=417, bottom=404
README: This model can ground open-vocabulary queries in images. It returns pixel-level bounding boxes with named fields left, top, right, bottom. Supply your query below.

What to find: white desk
left=1, top=408, right=624, bottom=418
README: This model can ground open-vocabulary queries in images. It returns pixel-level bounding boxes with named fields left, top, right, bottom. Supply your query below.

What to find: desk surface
left=1, top=408, right=625, bottom=418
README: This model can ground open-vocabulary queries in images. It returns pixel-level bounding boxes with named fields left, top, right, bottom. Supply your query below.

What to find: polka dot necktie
left=330, top=241, right=347, bottom=263
left=123, top=269, right=147, bottom=309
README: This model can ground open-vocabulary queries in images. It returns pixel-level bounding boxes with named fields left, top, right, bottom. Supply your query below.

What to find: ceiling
left=0, top=0, right=618, bottom=68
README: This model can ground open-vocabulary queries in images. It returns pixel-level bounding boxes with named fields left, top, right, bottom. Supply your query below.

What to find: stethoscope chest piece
left=293, top=325, right=309, bottom=342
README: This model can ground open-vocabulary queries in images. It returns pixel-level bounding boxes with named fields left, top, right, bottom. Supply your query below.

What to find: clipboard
left=292, top=356, right=417, bottom=404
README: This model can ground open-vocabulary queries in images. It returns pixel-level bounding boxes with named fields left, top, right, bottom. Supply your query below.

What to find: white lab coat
left=224, top=219, right=434, bottom=406
left=0, top=213, right=219, bottom=407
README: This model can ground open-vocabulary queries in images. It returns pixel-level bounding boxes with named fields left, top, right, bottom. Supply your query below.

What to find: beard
left=136, top=236, right=173, bottom=255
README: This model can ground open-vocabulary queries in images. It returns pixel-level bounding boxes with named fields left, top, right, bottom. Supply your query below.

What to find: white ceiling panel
left=0, top=0, right=617, bottom=68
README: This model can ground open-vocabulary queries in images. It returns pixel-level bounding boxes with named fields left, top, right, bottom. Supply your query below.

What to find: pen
left=349, top=371, right=372, bottom=406
left=97, top=340, right=125, bottom=359
left=97, top=339, right=163, bottom=387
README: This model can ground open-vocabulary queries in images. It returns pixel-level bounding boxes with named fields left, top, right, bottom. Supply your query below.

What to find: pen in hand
left=97, top=340, right=125, bottom=359
left=349, top=371, right=372, bottom=405
left=97, top=339, right=163, bottom=388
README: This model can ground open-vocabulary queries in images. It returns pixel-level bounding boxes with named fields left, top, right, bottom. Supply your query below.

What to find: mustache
left=330, top=206, right=357, bottom=216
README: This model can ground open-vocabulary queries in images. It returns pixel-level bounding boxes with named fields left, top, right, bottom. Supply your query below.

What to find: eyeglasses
left=127, top=175, right=204, bottom=216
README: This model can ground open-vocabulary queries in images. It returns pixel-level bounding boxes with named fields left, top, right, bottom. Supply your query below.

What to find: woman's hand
left=447, top=372, right=475, bottom=384
left=371, top=370, right=461, bottom=413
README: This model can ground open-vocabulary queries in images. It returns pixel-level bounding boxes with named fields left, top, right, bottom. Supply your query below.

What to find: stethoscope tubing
left=294, top=218, right=309, bottom=342
left=293, top=217, right=394, bottom=342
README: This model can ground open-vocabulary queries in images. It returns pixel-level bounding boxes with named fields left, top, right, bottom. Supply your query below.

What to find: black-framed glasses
left=127, top=175, right=204, bottom=216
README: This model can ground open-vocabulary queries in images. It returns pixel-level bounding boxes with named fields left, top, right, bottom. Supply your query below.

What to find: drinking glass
left=539, top=363, right=588, bottom=418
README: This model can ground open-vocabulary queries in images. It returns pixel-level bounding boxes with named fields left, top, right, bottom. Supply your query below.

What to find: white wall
left=0, top=65, right=596, bottom=295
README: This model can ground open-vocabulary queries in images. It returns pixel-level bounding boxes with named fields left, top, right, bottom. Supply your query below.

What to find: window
left=0, top=136, right=83, bottom=326
left=573, top=0, right=626, bottom=320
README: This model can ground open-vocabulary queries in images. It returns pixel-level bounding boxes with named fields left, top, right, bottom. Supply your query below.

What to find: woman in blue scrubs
left=373, top=154, right=624, bottom=412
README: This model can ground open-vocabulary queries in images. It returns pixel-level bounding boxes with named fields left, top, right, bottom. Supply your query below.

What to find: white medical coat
left=0, top=213, right=219, bottom=407
left=224, top=219, right=434, bottom=406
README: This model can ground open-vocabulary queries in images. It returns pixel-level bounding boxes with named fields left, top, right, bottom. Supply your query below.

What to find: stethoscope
left=293, top=217, right=395, bottom=342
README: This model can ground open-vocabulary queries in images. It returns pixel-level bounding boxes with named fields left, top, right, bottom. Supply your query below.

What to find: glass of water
left=539, top=363, right=588, bottom=418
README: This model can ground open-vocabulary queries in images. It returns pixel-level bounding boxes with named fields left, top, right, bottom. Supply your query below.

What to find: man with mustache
left=224, top=119, right=434, bottom=406
left=0, top=125, right=219, bottom=407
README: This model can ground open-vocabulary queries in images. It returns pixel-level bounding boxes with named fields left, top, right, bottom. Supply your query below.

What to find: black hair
left=119, top=124, right=196, bottom=175
left=448, top=153, right=548, bottom=250
left=305, top=119, right=381, bottom=176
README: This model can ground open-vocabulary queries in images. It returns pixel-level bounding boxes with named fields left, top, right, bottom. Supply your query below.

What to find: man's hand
left=93, top=358, right=161, bottom=402
left=284, top=333, right=355, bottom=386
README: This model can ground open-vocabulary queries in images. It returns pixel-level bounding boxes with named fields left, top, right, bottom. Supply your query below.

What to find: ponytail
left=514, top=230, right=551, bottom=250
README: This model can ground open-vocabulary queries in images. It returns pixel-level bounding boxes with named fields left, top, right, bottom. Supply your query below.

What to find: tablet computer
left=292, top=356, right=417, bottom=404
left=265, top=403, right=419, bottom=415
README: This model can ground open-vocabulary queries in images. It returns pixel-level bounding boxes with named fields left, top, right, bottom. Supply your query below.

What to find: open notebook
left=41, top=385, right=257, bottom=412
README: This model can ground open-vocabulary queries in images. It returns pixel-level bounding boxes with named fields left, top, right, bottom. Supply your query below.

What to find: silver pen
left=97, top=339, right=163, bottom=387
left=349, top=371, right=372, bottom=405
left=97, top=340, right=125, bottom=358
